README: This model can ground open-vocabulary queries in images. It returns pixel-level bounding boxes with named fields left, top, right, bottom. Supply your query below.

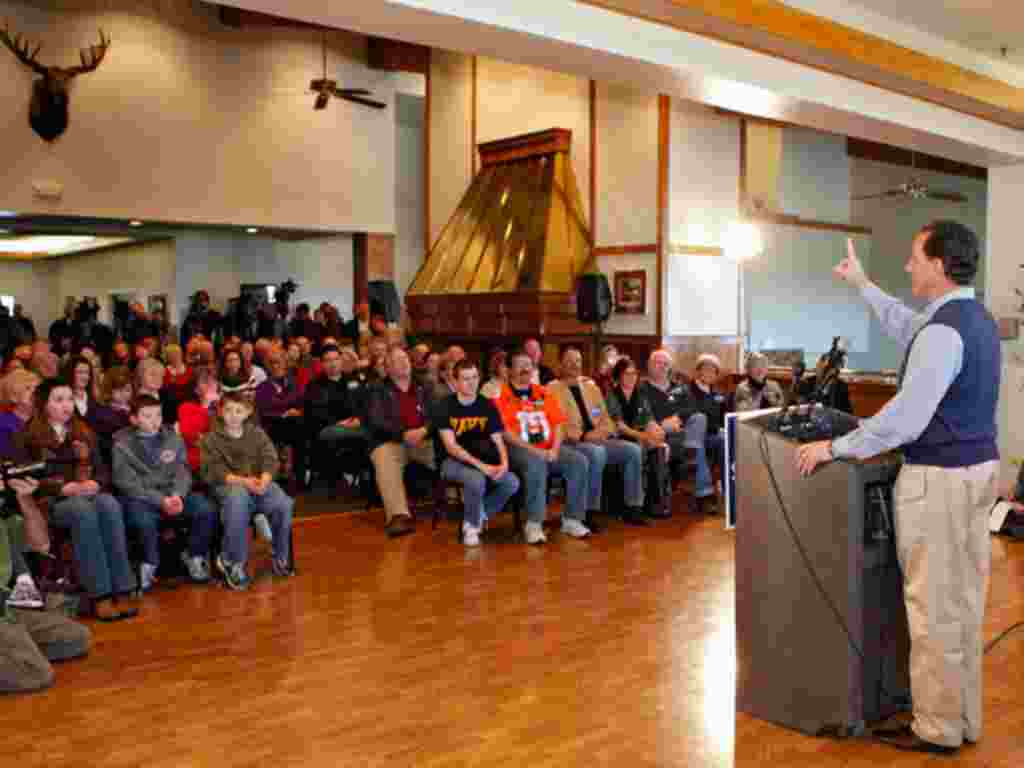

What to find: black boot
left=622, top=506, right=650, bottom=526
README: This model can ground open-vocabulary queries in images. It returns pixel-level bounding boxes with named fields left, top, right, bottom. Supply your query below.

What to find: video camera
left=0, top=460, right=51, bottom=516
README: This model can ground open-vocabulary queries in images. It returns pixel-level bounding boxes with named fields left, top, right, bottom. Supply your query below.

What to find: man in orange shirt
left=496, top=348, right=592, bottom=543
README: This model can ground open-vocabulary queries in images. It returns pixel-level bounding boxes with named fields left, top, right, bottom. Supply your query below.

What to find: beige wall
left=0, top=259, right=58, bottom=339
left=53, top=239, right=177, bottom=327
left=594, top=82, right=658, bottom=247
left=428, top=49, right=473, bottom=247
left=0, top=0, right=396, bottom=233
left=476, top=57, right=591, bottom=225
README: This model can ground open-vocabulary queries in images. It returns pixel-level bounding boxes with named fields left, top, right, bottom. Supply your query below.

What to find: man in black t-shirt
left=435, top=360, right=520, bottom=547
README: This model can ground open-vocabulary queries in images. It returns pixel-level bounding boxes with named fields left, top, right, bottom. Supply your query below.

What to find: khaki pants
left=894, top=460, right=998, bottom=747
left=0, top=609, right=92, bottom=694
left=370, top=441, right=435, bottom=525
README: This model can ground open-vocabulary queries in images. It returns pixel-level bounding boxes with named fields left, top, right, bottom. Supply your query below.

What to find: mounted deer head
left=1, top=22, right=110, bottom=142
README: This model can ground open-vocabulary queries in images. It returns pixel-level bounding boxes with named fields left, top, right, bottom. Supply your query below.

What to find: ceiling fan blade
left=852, top=189, right=906, bottom=201
left=334, top=88, right=371, bottom=96
left=924, top=190, right=968, bottom=203
left=337, top=93, right=388, bottom=109
left=313, top=91, right=329, bottom=110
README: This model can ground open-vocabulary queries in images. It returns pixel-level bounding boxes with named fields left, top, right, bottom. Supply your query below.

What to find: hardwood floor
left=3, top=502, right=1022, bottom=767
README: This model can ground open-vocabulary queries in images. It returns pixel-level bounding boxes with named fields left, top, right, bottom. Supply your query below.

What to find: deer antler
left=0, top=20, right=47, bottom=76
left=65, top=28, right=109, bottom=76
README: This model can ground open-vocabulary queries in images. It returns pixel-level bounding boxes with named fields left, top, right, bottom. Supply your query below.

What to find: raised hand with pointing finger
left=833, top=237, right=871, bottom=290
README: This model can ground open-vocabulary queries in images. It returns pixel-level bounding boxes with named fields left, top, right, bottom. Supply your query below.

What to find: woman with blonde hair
left=162, top=343, right=194, bottom=409
left=0, top=369, right=41, bottom=456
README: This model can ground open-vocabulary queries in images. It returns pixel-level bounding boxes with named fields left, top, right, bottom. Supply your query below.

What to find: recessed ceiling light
left=0, top=211, right=17, bottom=218
left=246, top=227, right=260, bottom=234
left=129, top=220, right=144, bottom=227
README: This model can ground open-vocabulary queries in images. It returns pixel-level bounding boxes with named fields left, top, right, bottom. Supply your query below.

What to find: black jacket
left=639, top=380, right=696, bottom=425
left=304, top=372, right=367, bottom=434
left=689, top=381, right=727, bottom=434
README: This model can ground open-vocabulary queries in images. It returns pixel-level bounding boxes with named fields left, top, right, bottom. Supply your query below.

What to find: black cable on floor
left=984, top=620, right=1024, bottom=654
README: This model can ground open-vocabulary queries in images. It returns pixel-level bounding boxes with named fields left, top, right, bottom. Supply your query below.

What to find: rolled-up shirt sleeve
left=831, top=324, right=963, bottom=461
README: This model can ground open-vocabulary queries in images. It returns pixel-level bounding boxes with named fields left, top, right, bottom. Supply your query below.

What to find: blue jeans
left=214, top=482, right=293, bottom=566
left=685, top=413, right=724, bottom=498
left=440, top=458, right=521, bottom=528
left=571, top=439, right=645, bottom=510
left=506, top=443, right=589, bottom=524
left=50, top=493, right=136, bottom=598
left=122, top=493, right=217, bottom=567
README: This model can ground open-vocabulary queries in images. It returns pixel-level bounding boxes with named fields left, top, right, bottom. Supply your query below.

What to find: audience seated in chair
left=162, top=344, right=194, bottom=411
left=303, top=344, right=368, bottom=490
left=434, top=359, right=519, bottom=547
left=112, top=395, right=217, bottom=590
left=523, top=338, right=556, bottom=386
left=734, top=352, right=785, bottom=412
left=87, top=366, right=134, bottom=469
left=639, top=350, right=694, bottom=473
left=606, top=357, right=672, bottom=520
left=13, top=378, right=139, bottom=621
left=0, top=369, right=40, bottom=458
left=200, top=392, right=294, bottom=591
left=63, top=355, right=98, bottom=422
left=547, top=347, right=647, bottom=527
left=364, top=347, right=436, bottom=538
left=1, top=482, right=91, bottom=694
left=135, top=358, right=178, bottom=430
left=686, top=354, right=726, bottom=514
left=495, top=348, right=592, bottom=543
left=255, top=349, right=306, bottom=487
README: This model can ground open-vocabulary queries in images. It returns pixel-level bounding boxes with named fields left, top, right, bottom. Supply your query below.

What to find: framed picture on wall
left=614, top=270, right=646, bottom=315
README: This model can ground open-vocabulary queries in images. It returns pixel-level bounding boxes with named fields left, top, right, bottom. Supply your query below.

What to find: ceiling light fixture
left=246, top=227, right=260, bottom=234
left=129, top=220, right=143, bottom=227
left=0, top=211, right=17, bottom=218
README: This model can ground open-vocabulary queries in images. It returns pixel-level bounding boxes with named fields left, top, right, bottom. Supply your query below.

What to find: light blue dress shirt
left=830, top=284, right=976, bottom=461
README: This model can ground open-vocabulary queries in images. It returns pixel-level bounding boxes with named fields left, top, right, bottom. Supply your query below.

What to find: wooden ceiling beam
left=579, top=0, right=1024, bottom=129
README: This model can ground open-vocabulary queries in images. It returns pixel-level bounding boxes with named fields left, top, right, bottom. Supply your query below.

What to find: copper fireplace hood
left=406, top=128, right=596, bottom=339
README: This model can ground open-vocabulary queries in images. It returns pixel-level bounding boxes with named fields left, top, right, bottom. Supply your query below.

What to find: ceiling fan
left=853, top=150, right=967, bottom=203
left=309, top=33, right=386, bottom=111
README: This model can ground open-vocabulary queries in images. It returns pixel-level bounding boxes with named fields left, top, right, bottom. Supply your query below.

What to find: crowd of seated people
left=1, top=291, right=787, bottom=693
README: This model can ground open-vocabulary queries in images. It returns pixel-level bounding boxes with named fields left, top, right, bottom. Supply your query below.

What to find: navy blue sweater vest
left=902, top=298, right=1000, bottom=467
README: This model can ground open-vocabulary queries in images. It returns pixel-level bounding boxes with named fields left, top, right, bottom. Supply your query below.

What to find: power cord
left=984, top=621, right=1024, bottom=654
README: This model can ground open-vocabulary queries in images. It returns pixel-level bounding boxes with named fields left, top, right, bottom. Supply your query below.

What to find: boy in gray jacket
left=113, top=395, right=217, bottom=589
left=200, top=392, right=294, bottom=591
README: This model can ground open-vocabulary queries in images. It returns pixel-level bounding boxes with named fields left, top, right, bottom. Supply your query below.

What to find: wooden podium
left=734, top=410, right=910, bottom=736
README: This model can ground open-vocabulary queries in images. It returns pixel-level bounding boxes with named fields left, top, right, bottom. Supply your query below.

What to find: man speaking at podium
left=796, top=221, right=1000, bottom=755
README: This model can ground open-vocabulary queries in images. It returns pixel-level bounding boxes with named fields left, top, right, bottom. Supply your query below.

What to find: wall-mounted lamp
left=724, top=220, right=763, bottom=262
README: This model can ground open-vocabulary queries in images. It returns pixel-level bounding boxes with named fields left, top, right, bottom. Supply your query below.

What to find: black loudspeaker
left=576, top=273, right=612, bottom=323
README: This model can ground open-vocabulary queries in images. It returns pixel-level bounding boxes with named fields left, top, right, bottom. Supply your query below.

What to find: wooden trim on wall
left=471, top=56, right=478, bottom=176
left=575, top=0, right=1024, bottom=129
left=745, top=210, right=872, bottom=236
left=656, top=94, right=670, bottom=339
left=667, top=244, right=724, bottom=257
left=738, top=118, right=747, bottom=211
left=594, top=244, right=659, bottom=256
left=424, top=48, right=432, bottom=258
left=589, top=79, right=597, bottom=237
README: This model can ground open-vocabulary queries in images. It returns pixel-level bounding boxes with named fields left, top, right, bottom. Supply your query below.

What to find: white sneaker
left=560, top=518, right=591, bottom=538
left=140, top=562, right=158, bottom=592
left=253, top=513, right=273, bottom=543
left=523, top=521, right=547, bottom=545
left=462, top=523, right=481, bottom=547
left=6, top=576, right=44, bottom=609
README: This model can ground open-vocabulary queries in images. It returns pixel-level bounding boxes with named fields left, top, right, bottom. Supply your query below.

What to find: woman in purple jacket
left=255, top=350, right=306, bottom=488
